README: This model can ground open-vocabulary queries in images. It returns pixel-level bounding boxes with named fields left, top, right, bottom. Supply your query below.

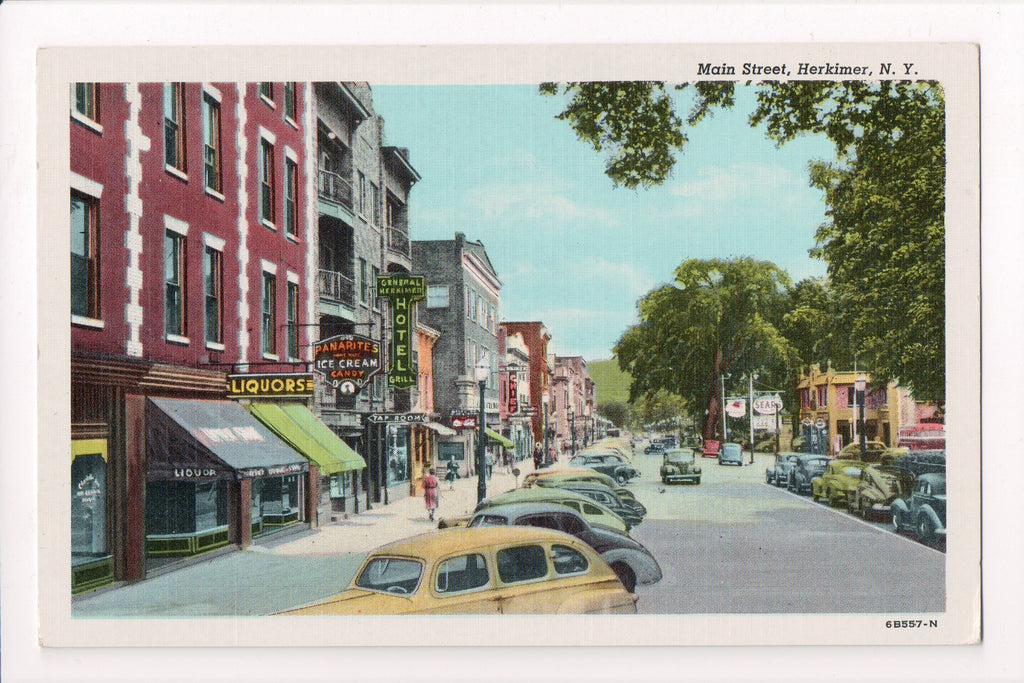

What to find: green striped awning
left=247, top=403, right=365, bottom=475
left=485, top=429, right=515, bottom=449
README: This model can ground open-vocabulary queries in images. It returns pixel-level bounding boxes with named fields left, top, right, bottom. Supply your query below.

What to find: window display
left=71, top=452, right=107, bottom=565
left=145, top=480, right=228, bottom=536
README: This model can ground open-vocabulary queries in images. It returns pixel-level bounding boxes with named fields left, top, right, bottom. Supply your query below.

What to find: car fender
left=556, top=587, right=638, bottom=614
left=917, top=504, right=947, bottom=534
left=600, top=548, right=663, bottom=586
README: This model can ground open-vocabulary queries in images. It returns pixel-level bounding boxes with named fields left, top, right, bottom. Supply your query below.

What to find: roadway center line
left=761, top=482, right=947, bottom=558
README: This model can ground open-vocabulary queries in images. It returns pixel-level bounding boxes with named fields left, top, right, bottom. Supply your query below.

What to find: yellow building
left=796, top=364, right=908, bottom=453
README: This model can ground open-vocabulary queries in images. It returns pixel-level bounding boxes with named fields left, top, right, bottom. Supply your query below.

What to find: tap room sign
left=376, top=274, right=426, bottom=389
left=313, top=334, right=382, bottom=395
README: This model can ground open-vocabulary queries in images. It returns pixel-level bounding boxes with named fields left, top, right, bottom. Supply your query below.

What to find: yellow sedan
left=276, top=527, right=638, bottom=615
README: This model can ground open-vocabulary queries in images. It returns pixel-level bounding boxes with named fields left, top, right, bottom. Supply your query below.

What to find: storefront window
left=145, top=480, right=227, bottom=535
left=259, top=474, right=301, bottom=525
left=71, top=453, right=107, bottom=565
left=387, top=426, right=409, bottom=485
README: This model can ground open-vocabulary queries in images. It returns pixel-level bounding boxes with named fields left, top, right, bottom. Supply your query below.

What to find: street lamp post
left=748, top=372, right=758, bottom=465
left=569, top=411, right=576, bottom=456
left=542, top=394, right=550, bottom=468
left=855, top=373, right=868, bottom=460
left=475, top=357, right=489, bottom=504
left=720, top=373, right=730, bottom=443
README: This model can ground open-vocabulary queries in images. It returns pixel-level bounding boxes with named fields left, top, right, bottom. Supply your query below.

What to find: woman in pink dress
left=422, top=467, right=439, bottom=521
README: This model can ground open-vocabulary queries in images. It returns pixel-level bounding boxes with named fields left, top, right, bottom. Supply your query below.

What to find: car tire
left=616, top=473, right=629, bottom=486
left=695, top=477, right=701, bottom=485
left=892, top=509, right=904, bottom=532
left=917, top=514, right=936, bottom=545
left=611, top=562, right=637, bottom=593
left=766, top=471, right=773, bottom=484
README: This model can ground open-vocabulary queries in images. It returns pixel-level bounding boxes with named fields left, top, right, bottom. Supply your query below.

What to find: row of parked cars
left=279, top=442, right=660, bottom=615
left=765, top=443, right=947, bottom=546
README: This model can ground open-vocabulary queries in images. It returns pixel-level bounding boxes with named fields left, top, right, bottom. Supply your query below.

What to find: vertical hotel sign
left=376, top=274, right=426, bottom=389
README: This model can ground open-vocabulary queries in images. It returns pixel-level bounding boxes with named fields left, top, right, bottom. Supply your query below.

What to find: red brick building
left=499, top=322, right=553, bottom=447
left=69, top=82, right=359, bottom=593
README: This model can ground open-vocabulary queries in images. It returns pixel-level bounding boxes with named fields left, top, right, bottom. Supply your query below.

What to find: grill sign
left=313, top=334, right=382, bottom=395
left=228, top=373, right=315, bottom=399
left=376, top=275, right=426, bottom=389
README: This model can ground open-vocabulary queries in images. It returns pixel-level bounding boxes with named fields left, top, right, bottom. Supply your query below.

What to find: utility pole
left=748, top=373, right=757, bottom=465
left=720, top=373, right=729, bottom=444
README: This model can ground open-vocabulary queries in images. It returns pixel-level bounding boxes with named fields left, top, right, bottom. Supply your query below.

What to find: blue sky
left=372, top=84, right=836, bottom=362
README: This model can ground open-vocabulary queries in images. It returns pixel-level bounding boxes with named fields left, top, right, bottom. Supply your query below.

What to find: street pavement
left=73, top=447, right=945, bottom=617
left=72, top=460, right=535, bottom=617
left=630, top=448, right=945, bottom=614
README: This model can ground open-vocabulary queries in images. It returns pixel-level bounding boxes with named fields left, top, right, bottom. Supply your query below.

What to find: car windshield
left=843, top=467, right=863, bottom=478
left=807, top=458, right=829, bottom=470
left=469, top=514, right=508, bottom=528
left=354, top=557, right=423, bottom=595
left=723, top=444, right=741, bottom=455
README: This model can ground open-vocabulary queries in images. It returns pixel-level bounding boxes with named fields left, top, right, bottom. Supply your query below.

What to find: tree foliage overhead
left=542, top=80, right=946, bottom=401
left=596, top=401, right=629, bottom=429
left=615, top=258, right=797, bottom=442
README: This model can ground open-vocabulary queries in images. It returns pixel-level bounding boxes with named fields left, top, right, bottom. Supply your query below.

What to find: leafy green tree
left=628, top=389, right=686, bottom=430
left=542, top=80, right=945, bottom=401
left=597, top=401, right=629, bottom=428
left=615, top=258, right=797, bottom=442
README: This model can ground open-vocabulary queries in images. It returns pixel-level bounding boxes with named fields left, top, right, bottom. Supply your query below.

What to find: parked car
left=660, top=448, right=702, bottom=484
left=468, top=502, right=662, bottom=592
left=891, top=472, right=946, bottom=546
left=545, top=481, right=645, bottom=528
left=643, top=442, right=665, bottom=456
left=276, top=527, right=638, bottom=615
left=718, top=442, right=744, bottom=466
left=568, top=453, right=640, bottom=485
left=811, top=460, right=864, bottom=507
left=766, top=453, right=801, bottom=487
left=892, top=450, right=946, bottom=478
left=658, top=435, right=678, bottom=449
left=850, top=464, right=916, bottom=518
left=531, top=473, right=646, bottom=516
left=475, top=487, right=630, bottom=532
left=837, top=440, right=895, bottom=464
left=788, top=454, right=831, bottom=495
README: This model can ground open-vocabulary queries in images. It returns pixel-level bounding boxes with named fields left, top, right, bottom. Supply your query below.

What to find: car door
left=491, top=541, right=598, bottom=614
left=417, top=551, right=503, bottom=615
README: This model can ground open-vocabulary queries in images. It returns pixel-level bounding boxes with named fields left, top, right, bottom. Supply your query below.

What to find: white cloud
left=669, top=162, right=804, bottom=201
left=463, top=183, right=618, bottom=227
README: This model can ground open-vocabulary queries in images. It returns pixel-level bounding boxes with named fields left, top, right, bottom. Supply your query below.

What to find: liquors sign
left=376, top=274, right=426, bottom=389
left=313, top=334, right=382, bottom=396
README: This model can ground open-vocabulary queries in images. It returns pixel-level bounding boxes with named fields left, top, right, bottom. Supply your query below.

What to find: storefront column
left=122, top=394, right=147, bottom=581
left=306, top=465, right=320, bottom=527
left=236, top=478, right=253, bottom=548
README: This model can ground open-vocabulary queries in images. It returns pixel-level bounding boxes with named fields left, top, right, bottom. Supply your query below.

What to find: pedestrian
left=445, top=461, right=458, bottom=490
left=422, top=467, right=439, bottom=522
left=533, top=443, right=543, bottom=470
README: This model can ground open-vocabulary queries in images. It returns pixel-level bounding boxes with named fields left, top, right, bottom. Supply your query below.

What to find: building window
left=283, top=82, right=296, bottom=121
left=259, top=82, right=274, bottom=104
left=163, top=83, right=187, bottom=173
left=357, top=172, right=367, bottom=216
left=262, top=271, right=277, bottom=356
left=370, top=182, right=380, bottom=225
left=427, top=285, right=449, bottom=308
left=203, top=246, right=223, bottom=345
left=816, top=385, right=828, bottom=407
left=359, top=258, right=368, bottom=304
left=164, top=231, right=186, bottom=337
left=202, top=94, right=222, bottom=193
left=73, top=83, right=100, bottom=123
left=284, top=158, right=298, bottom=238
left=286, top=281, right=299, bottom=359
left=71, top=192, right=100, bottom=319
left=371, top=266, right=380, bottom=309
left=260, top=138, right=276, bottom=224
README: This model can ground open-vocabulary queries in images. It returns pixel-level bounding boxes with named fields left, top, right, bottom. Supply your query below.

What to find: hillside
left=588, top=358, right=632, bottom=406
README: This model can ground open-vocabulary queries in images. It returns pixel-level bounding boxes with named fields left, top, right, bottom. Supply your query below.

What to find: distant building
left=500, top=322, right=553, bottom=448
left=413, top=232, right=502, bottom=475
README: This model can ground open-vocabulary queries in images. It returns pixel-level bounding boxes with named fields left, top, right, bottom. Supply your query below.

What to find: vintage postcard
left=36, top=41, right=979, bottom=649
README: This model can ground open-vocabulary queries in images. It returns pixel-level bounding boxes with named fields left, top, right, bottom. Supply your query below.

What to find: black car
left=568, top=453, right=640, bottom=485
left=547, top=481, right=644, bottom=528
left=892, top=450, right=946, bottom=478
left=891, top=472, right=946, bottom=546
left=766, top=453, right=801, bottom=487
left=643, top=442, right=665, bottom=455
left=468, top=502, right=662, bottom=592
left=788, top=454, right=831, bottom=495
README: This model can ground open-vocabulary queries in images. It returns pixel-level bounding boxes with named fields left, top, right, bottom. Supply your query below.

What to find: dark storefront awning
left=247, top=402, right=365, bottom=475
left=146, top=397, right=308, bottom=481
left=485, top=429, right=515, bottom=449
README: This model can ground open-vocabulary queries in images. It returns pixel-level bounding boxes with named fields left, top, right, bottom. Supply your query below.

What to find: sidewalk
left=269, top=458, right=539, bottom=556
